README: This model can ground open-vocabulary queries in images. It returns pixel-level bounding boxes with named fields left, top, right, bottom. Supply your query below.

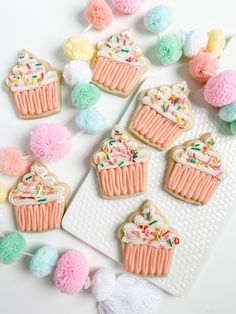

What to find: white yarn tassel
left=91, top=269, right=162, bottom=314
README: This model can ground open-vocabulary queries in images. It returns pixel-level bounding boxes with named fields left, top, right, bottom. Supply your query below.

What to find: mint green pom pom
left=75, top=108, right=106, bottom=134
left=71, top=83, right=101, bottom=110
left=230, top=120, right=236, bottom=135
left=144, top=5, right=173, bottom=33
left=218, top=102, right=236, bottom=122
left=156, top=34, right=183, bottom=65
left=30, top=245, right=58, bottom=278
left=0, top=232, right=26, bottom=264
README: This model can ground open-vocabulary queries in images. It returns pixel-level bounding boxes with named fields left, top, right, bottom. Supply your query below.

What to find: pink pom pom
left=112, top=0, right=143, bottom=14
left=188, top=51, right=219, bottom=83
left=0, top=148, right=29, bottom=176
left=204, top=70, right=236, bottom=107
left=85, top=0, right=113, bottom=30
left=53, top=250, right=89, bottom=294
left=30, top=124, right=71, bottom=161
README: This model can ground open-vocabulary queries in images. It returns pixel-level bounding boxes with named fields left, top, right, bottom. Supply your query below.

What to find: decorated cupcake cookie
left=92, top=125, right=150, bottom=199
left=9, top=161, right=70, bottom=232
left=5, top=49, right=62, bottom=119
left=92, top=30, right=149, bottom=97
left=118, top=200, right=180, bottom=276
left=129, top=81, right=194, bottom=150
left=164, top=133, right=227, bottom=205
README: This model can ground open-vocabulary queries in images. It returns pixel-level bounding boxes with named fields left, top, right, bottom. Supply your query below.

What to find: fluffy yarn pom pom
left=63, top=61, right=92, bottom=87
left=156, top=34, right=183, bottom=65
left=54, top=250, right=89, bottom=294
left=112, top=0, right=143, bottom=14
left=29, top=246, right=59, bottom=278
left=206, top=28, right=225, bottom=57
left=189, top=51, right=219, bottom=83
left=204, top=70, right=236, bottom=107
left=30, top=124, right=71, bottom=161
left=75, top=108, right=107, bottom=134
left=183, top=29, right=208, bottom=58
left=144, top=5, right=173, bottom=33
left=63, top=37, right=95, bottom=61
left=230, top=121, right=236, bottom=135
left=85, top=0, right=113, bottom=30
left=0, top=232, right=26, bottom=264
left=71, top=83, right=101, bottom=109
left=218, top=102, right=236, bottom=122
left=0, top=148, right=28, bottom=176
left=91, top=268, right=116, bottom=302
left=0, top=182, right=8, bottom=203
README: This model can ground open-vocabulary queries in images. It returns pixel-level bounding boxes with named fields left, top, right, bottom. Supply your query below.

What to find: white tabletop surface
left=0, top=0, right=236, bottom=313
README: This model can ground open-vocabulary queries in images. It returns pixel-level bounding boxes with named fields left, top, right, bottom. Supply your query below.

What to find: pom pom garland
left=63, top=37, right=95, bottom=61
left=0, top=148, right=29, bottom=176
left=0, top=182, right=8, bottom=203
left=183, top=29, right=208, bottom=58
left=75, top=108, right=107, bottom=134
left=156, top=34, right=183, bottom=65
left=71, top=83, right=101, bottom=110
left=85, top=0, right=113, bottom=30
left=63, top=61, right=93, bottom=87
left=112, top=0, right=143, bottom=14
left=144, top=5, right=173, bottom=33
left=218, top=102, right=236, bottom=122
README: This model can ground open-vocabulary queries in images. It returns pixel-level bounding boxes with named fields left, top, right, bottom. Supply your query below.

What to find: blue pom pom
left=144, top=5, right=173, bottom=33
left=75, top=108, right=106, bottom=134
left=218, top=102, right=236, bottom=122
left=29, top=245, right=58, bottom=278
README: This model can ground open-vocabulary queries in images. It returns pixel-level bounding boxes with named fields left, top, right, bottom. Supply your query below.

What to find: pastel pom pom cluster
left=144, top=5, right=173, bottom=33
left=85, top=0, right=113, bottom=30
left=112, top=0, right=143, bottom=14
left=156, top=34, right=183, bottom=65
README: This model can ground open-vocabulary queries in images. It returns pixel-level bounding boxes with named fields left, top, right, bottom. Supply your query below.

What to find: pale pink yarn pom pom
left=30, top=124, right=71, bottom=161
left=85, top=0, right=113, bottom=30
left=204, top=70, right=236, bottom=107
left=0, top=148, right=29, bottom=176
left=53, top=250, right=89, bottom=294
left=112, top=0, right=143, bottom=14
left=189, top=51, right=219, bottom=83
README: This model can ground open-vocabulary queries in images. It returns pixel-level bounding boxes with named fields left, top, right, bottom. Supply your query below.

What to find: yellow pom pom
left=63, top=37, right=95, bottom=61
left=0, top=182, right=8, bottom=203
left=206, top=28, right=225, bottom=57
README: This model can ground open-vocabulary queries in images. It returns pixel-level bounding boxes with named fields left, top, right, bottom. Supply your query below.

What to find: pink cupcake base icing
left=92, top=57, right=142, bottom=95
left=99, top=162, right=147, bottom=198
left=13, top=81, right=60, bottom=118
left=167, top=162, right=221, bottom=205
left=131, top=105, right=185, bottom=149
left=123, top=243, right=174, bottom=276
left=14, top=202, right=65, bottom=232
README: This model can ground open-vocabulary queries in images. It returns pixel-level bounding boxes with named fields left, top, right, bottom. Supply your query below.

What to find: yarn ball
left=91, top=268, right=116, bottom=302
left=30, top=124, right=71, bottom=161
left=144, top=5, right=173, bottom=33
left=63, top=61, right=92, bottom=87
left=218, top=102, right=236, bottom=122
left=85, top=0, right=113, bottom=30
left=156, top=34, right=183, bottom=65
left=112, top=0, right=143, bottom=14
left=75, top=108, right=107, bottom=134
left=71, top=83, right=101, bottom=110
left=204, top=70, right=236, bottom=107
left=0, top=182, right=8, bottom=203
left=206, top=28, right=225, bottom=57
left=230, top=120, right=236, bottom=135
left=63, top=37, right=95, bottom=61
left=0, top=232, right=26, bottom=264
left=29, top=245, right=59, bottom=278
left=183, top=29, right=208, bottom=58
left=0, top=148, right=28, bottom=176
left=189, top=51, right=219, bottom=83
left=53, top=250, right=89, bottom=294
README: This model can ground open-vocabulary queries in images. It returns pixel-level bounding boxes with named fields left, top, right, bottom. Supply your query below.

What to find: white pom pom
left=91, top=268, right=116, bottom=302
left=63, top=61, right=92, bottom=86
left=183, top=29, right=208, bottom=58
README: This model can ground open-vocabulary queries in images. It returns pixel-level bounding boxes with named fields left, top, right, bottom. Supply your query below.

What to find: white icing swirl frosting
left=141, top=81, right=194, bottom=128
left=93, top=125, right=150, bottom=172
left=9, top=161, right=68, bottom=206
left=97, top=30, right=147, bottom=68
left=5, top=50, right=58, bottom=92
left=122, top=204, right=180, bottom=249
left=173, top=134, right=227, bottom=180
